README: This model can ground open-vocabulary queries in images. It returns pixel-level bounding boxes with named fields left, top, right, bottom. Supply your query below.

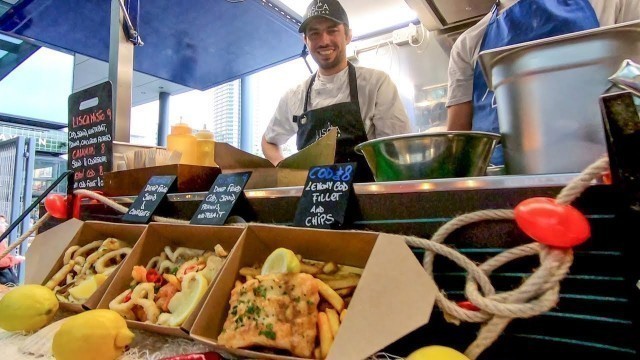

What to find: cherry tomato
left=44, top=194, right=68, bottom=219
left=514, top=197, right=590, bottom=248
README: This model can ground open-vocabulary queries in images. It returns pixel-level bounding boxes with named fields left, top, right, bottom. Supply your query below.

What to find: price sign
left=293, top=163, right=356, bottom=229
left=67, top=81, right=113, bottom=191
left=122, top=175, right=176, bottom=223
left=190, top=172, right=252, bottom=225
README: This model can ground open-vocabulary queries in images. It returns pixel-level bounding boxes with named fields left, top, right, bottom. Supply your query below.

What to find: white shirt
left=264, top=65, right=411, bottom=146
left=446, top=0, right=640, bottom=107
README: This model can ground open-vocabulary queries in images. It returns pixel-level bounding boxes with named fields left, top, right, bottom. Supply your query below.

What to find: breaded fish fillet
left=218, top=273, right=319, bottom=358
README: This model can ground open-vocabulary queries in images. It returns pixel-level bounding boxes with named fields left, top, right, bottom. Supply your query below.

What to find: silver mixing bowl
left=354, top=131, right=500, bottom=182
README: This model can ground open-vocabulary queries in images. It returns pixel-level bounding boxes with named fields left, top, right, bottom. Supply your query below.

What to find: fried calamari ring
left=63, top=245, right=80, bottom=265
left=80, top=247, right=110, bottom=274
left=146, top=256, right=161, bottom=271
left=172, top=247, right=205, bottom=262
left=109, top=289, right=136, bottom=320
left=73, top=240, right=103, bottom=259
left=201, top=255, right=224, bottom=283
left=131, top=283, right=160, bottom=323
left=165, top=246, right=204, bottom=263
left=156, top=313, right=172, bottom=326
left=158, top=260, right=177, bottom=275
left=45, top=260, right=75, bottom=289
left=102, top=266, right=117, bottom=277
left=101, top=238, right=128, bottom=251
left=214, top=244, right=228, bottom=257
left=94, top=247, right=131, bottom=274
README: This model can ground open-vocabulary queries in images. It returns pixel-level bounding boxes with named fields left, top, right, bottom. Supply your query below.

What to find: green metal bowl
left=354, top=131, right=500, bottom=182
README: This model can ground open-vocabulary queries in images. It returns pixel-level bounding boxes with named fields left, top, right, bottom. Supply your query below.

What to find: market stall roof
left=0, top=0, right=304, bottom=91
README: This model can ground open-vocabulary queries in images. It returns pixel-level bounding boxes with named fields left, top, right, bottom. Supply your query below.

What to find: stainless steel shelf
left=107, top=173, right=588, bottom=204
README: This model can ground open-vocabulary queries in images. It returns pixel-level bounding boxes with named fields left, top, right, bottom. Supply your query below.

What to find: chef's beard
left=312, top=50, right=347, bottom=73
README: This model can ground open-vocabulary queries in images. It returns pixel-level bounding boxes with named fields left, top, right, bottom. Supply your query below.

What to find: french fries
left=322, top=261, right=338, bottom=274
left=325, top=308, right=340, bottom=337
left=318, top=312, right=333, bottom=358
left=316, top=274, right=360, bottom=290
left=316, top=278, right=345, bottom=313
left=239, top=266, right=260, bottom=277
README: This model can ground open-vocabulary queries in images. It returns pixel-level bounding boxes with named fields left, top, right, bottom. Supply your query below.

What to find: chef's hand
left=261, top=135, right=285, bottom=166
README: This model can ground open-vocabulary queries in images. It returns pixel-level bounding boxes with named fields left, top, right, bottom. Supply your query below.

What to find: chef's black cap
left=298, top=0, right=349, bottom=33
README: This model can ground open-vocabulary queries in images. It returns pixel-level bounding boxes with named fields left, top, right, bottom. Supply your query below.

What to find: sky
left=0, top=47, right=74, bottom=123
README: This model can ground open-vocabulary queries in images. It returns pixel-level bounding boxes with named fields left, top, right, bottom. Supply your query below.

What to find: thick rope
left=0, top=213, right=51, bottom=262
left=405, top=155, right=610, bottom=359
left=9, top=155, right=609, bottom=359
left=73, top=189, right=189, bottom=224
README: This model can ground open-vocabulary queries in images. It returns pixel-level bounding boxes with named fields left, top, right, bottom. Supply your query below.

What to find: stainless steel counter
left=107, top=173, right=586, bottom=203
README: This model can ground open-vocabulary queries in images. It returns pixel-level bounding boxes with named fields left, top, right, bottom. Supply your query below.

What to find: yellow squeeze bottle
left=195, top=125, right=218, bottom=167
left=166, top=122, right=197, bottom=165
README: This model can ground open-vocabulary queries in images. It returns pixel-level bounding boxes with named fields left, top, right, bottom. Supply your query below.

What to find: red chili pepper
left=146, top=268, right=163, bottom=285
left=123, top=290, right=132, bottom=303
left=457, top=301, right=480, bottom=311
left=160, top=352, right=223, bottom=360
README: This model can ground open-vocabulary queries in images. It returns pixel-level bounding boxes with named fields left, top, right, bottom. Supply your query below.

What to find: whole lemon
left=407, top=345, right=470, bottom=360
left=0, top=284, right=59, bottom=332
left=52, top=309, right=135, bottom=360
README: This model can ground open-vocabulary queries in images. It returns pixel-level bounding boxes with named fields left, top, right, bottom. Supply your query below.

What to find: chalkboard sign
left=293, top=163, right=356, bottom=229
left=122, top=175, right=176, bottom=223
left=68, top=81, right=113, bottom=191
left=190, top=172, right=252, bottom=225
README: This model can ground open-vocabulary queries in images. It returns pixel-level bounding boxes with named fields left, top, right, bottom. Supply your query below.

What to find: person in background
left=446, top=0, right=640, bottom=165
left=261, top=0, right=411, bottom=182
left=0, top=214, right=20, bottom=285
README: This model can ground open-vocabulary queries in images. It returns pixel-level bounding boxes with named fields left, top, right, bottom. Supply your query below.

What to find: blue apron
left=472, top=0, right=599, bottom=165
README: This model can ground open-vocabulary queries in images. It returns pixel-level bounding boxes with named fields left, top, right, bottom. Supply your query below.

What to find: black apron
left=293, top=63, right=374, bottom=182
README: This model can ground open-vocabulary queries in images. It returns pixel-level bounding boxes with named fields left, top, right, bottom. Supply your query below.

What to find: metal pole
left=240, top=77, right=253, bottom=152
left=109, top=0, right=134, bottom=143
left=8, top=136, right=24, bottom=247
left=17, top=137, right=35, bottom=283
left=158, top=91, right=170, bottom=146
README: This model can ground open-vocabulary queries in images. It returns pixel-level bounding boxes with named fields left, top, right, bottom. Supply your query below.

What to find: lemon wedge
left=261, top=247, right=301, bottom=275
left=68, top=274, right=108, bottom=301
left=166, top=272, right=208, bottom=326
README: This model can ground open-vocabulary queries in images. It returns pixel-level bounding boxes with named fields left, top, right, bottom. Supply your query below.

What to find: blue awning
left=0, top=0, right=304, bottom=90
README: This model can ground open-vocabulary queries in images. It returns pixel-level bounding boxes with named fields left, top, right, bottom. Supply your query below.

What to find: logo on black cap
left=298, top=0, right=349, bottom=33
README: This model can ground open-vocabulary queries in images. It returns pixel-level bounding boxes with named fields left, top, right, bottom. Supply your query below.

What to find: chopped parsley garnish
left=293, top=296, right=301, bottom=303
left=307, top=300, right=314, bottom=306
left=253, top=285, right=267, bottom=298
left=246, top=303, right=261, bottom=317
left=231, top=305, right=238, bottom=316
left=170, top=267, right=179, bottom=275
left=259, top=323, right=276, bottom=340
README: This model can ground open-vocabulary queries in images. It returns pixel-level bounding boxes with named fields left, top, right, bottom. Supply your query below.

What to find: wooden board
left=103, top=164, right=221, bottom=196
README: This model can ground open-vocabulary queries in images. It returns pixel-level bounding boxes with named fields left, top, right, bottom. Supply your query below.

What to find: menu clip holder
left=122, top=175, right=177, bottom=224
left=293, top=162, right=357, bottom=229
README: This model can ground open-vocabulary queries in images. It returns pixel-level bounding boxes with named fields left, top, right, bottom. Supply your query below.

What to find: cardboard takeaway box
left=25, top=219, right=147, bottom=312
left=190, top=223, right=437, bottom=360
left=214, top=128, right=338, bottom=189
left=97, top=222, right=246, bottom=338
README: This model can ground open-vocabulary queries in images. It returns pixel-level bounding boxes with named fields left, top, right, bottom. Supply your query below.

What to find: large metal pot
left=478, top=20, right=640, bottom=175
left=354, top=131, right=500, bottom=182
